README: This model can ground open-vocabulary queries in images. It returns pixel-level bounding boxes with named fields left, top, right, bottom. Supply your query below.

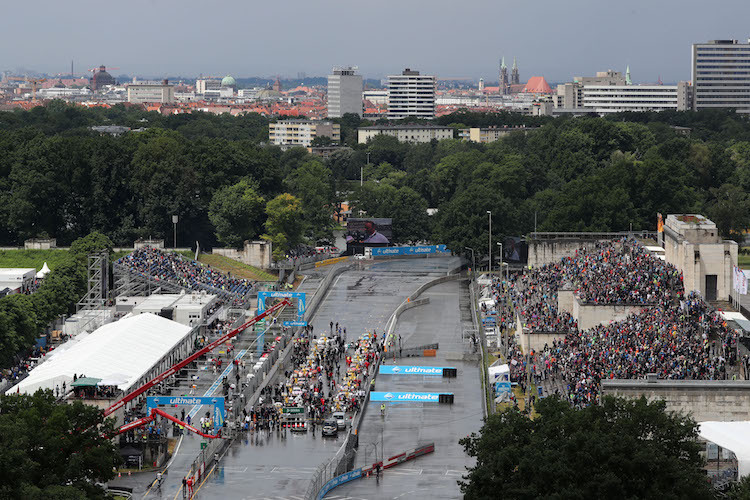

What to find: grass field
left=0, top=249, right=71, bottom=271
left=198, top=253, right=277, bottom=282
left=740, top=253, right=750, bottom=270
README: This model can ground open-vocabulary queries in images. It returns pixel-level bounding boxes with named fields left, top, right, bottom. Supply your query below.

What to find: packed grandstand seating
left=505, top=238, right=682, bottom=332
left=493, top=238, right=738, bottom=407
left=116, top=247, right=256, bottom=300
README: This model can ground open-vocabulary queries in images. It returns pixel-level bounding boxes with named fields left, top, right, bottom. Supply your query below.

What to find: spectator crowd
left=117, top=247, right=256, bottom=302
left=492, top=238, right=739, bottom=407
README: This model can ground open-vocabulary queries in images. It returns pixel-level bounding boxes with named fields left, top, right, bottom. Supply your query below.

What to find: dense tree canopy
left=1, top=103, right=750, bottom=260
left=460, top=396, right=713, bottom=500
left=0, top=232, right=113, bottom=369
left=208, top=178, right=265, bottom=247
left=0, top=391, right=120, bottom=499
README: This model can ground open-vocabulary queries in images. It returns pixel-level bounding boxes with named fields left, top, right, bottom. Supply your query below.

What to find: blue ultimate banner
left=371, top=245, right=448, bottom=256
left=379, top=365, right=453, bottom=375
left=147, top=396, right=225, bottom=428
left=370, top=392, right=450, bottom=403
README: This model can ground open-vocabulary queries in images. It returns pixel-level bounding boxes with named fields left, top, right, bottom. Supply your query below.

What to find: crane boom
left=103, top=298, right=291, bottom=417
left=112, top=408, right=222, bottom=439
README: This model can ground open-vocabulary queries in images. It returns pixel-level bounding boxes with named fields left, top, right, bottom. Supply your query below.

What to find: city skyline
left=1, top=0, right=748, bottom=83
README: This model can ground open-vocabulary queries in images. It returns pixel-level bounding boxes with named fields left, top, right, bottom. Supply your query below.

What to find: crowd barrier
left=315, top=256, right=350, bottom=268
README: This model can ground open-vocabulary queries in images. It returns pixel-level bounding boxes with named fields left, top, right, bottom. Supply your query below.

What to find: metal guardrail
left=305, top=364, right=376, bottom=500
left=307, top=270, right=466, bottom=500
left=469, top=276, right=491, bottom=417
left=528, top=231, right=657, bottom=241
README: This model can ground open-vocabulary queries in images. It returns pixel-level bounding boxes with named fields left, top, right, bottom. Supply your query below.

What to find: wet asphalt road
left=331, top=279, right=483, bottom=500
left=188, top=257, right=462, bottom=500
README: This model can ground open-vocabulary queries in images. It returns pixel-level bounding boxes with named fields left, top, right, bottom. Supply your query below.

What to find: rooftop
left=359, top=123, right=453, bottom=130
left=7, top=313, right=193, bottom=395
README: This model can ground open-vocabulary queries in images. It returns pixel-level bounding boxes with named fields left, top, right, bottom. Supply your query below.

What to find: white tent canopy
left=7, top=313, right=192, bottom=396
left=488, top=363, right=510, bottom=381
left=699, top=421, right=750, bottom=477
left=36, top=262, right=50, bottom=279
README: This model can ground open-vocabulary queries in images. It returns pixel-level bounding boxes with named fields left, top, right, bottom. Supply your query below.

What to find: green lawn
left=740, top=253, right=750, bottom=270
left=0, top=249, right=71, bottom=271
left=198, top=253, right=277, bottom=282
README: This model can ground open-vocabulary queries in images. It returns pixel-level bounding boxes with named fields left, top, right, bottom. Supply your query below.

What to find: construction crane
left=6, top=76, right=47, bottom=100
left=103, top=298, right=291, bottom=435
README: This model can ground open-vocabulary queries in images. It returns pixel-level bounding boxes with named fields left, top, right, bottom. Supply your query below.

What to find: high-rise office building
left=386, top=68, right=436, bottom=120
left=327, top=67, right=363, bottom=118
left=692, top=39, right=750, bottom=113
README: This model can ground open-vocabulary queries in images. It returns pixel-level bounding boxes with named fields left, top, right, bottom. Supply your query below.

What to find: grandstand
left=113, top=247, right=257, bottom=307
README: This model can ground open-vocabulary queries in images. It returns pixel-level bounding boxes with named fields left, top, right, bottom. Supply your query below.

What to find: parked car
left=322, top=419, right=338, bottom=437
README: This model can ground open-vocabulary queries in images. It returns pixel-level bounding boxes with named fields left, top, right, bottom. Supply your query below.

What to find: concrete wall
left=572, top=299, right=644, bottom=330
left=601, top=380, right=750, bottom=422
left=518, top=330, right=564, bottom=352
left=135, top=239, right=165, bottom=249
left=213, top=240, right=273, bottom=269
left=558, top=289, right=575, bottom=314
left=663, top=214, right=738, bottom=301
left=25, top=238, right=56, bottom=249
left=528, top=238, right=605, bottom=267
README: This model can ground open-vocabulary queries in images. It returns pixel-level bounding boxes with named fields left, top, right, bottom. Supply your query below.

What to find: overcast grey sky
left=2, top=0, right=748, bottom=83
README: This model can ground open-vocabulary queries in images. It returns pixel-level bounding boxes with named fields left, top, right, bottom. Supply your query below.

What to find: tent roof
left=71, top=377, right=102, bottom=387
left=6, top=313, right=192, bottom=396
left=36, top=262, right=50, bottom=279
left=699, top=421, right=750, bottom=477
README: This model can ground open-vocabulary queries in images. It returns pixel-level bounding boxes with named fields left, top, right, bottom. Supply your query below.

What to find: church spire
left=625, top=65, right=632, bottom=85
left=499, top=56, right=509, bottom=95
left=511, top=57, right=520, bottom=85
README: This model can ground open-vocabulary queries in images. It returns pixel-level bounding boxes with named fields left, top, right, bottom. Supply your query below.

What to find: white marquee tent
left=7, top=313, right=192, bottom=396
left=699, top=421, right=750, bottom=478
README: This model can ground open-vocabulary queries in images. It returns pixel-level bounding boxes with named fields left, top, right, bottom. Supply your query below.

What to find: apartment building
left=269, top=120, right=340, bottom=147
left=387, top=69, right=436, bottom=119
left=358, top=124, right=453, bottom=144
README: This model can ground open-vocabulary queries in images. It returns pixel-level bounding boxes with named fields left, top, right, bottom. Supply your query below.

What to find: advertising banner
left=370, top=392, right=449, bottom=403
left=371, top=245, right=448, bottom=256
left=734, top=266, right=748, bottom=295
left=258, top=291, right=306, bottom=321
left=317, top=468, right=363, bottom=500
left=147, top=396, right=225, bottom=428
left=378, top=365, right=454, bottom=375
left=283, top=320, right=308, bottom=327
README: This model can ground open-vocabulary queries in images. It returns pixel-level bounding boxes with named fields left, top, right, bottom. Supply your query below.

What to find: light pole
left=172, top=215, right=179, bottom=249
left=364, top=151, right=370, bottom=187
left=465, top=247, right=476, bottom=282
left=486, top=211, right=492, bottom=276
left=496, top=242, right=503, bottom=282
